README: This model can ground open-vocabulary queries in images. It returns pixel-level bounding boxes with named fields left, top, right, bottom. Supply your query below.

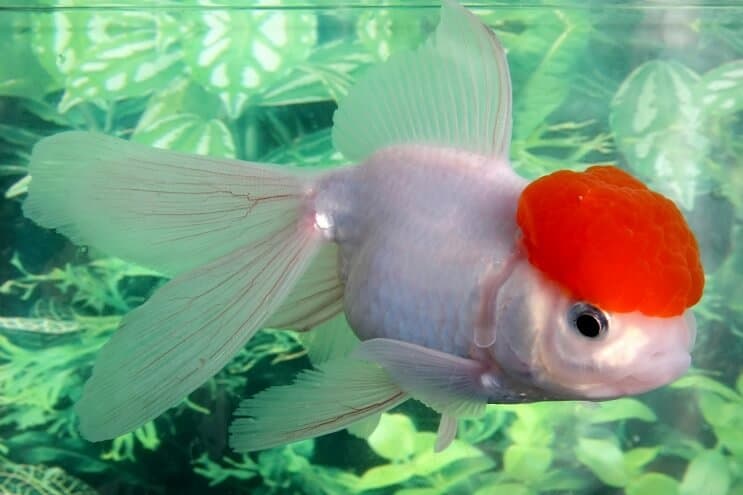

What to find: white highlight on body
left=315, top=212, right=333, bottom=231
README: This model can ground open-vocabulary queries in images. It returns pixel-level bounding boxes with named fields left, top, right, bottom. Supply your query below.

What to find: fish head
left=492, top=260, right=696, bottom=400
left=490, top=164, right=704, bottom=401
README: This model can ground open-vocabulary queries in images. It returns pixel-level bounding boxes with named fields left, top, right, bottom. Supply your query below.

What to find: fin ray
left=230, top=358, right=408, bottom=452
left=332, top=0, right=511, bottom=160
left=266, top=244, right=343, bottom=331
left=75, top=228, right=321, bottom=440
left=435, top=414, right=459, bottom=452
left=355, top=338, right=488, bottom=418
left=24, top=131, right=313, bottom=277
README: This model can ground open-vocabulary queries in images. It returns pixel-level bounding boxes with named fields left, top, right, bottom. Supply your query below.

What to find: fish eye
left=568, top=302, right=608, bottom=339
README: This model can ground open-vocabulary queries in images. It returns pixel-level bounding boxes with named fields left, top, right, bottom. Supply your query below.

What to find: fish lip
left=591, top=351, right=692, bottom=398
left=541, top=350, right=693, bottom=400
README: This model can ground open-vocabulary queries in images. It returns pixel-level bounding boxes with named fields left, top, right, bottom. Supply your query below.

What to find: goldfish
left=22, top=0, right=703, bottom=453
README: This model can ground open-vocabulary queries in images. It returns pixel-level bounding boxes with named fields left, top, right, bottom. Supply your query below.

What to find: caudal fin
left=23, top=132, right=340, bottom=440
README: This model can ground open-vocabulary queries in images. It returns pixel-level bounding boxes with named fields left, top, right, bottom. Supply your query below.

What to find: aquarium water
left=0, top=1, right=741, bottom=494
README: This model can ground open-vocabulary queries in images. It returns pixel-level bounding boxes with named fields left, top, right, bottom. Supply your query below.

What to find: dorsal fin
left=332, top=0, right=512, bottom=161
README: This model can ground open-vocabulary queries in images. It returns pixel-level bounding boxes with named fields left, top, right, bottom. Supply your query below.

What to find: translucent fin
left=298, top=313, right=360, bottom=366
left=355, top=338, right=488, bottom=418
left=332, top=0, right=512, bottom=161
left=297, top=313, right=378, bottom=440
left=347, top=414, right=382, bottom=440
left=229, top=358, right=408, bottom=452
left=266, top=244, right=343, bottom=331
left=23, top=131, right=314, bottom=277
left=435, top=414, right=458, bottom=452
left=75, top=225, right=321, bottom=440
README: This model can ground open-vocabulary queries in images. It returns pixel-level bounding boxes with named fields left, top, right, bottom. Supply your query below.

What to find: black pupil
left=576, top=314, right=601, bottom=338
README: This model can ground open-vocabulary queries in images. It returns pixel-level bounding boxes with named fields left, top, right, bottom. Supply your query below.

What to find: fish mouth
left=583, top=351, right=692, bottom=399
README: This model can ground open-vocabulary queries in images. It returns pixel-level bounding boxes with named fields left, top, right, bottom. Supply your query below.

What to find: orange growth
left=516, top=165, right=704, bottom=317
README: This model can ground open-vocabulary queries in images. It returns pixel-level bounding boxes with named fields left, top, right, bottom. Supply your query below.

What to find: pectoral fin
left=355, top=338, right=491, bottom=452
left=355, top=338, right=489, bottom=418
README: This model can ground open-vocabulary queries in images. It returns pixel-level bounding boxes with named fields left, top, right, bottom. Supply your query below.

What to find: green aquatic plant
left=0, top=457, right=97, bottom=495
left=193, top=440, right=357, bottom=495
left=0, top=2, right=741, bottom=494
left=352, top=413, right=495, bottom=494
left=1, top=253, right=161, bottom=314
left=672, top=373, right=743, bottom=492
left=610, top=58, right=743, bottom=211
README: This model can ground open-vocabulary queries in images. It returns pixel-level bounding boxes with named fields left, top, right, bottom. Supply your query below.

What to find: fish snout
left=631, top=348, right=692, bottom=386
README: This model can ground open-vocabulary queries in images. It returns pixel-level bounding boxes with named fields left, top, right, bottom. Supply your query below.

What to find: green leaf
left=356, top=463, right=413, bottom=491
left=32, top=11, right=183, bottom=112
left=136, top=78, right=223, bottom=132
left=0, top=460, right=98, bottom=495
left=474, top=483, right=532, bottom=495
left=411, top=438, right=487, bottom=477
left=697, top=393, right=743, bottom=458
left=436, top=457, right=497, bottom=491
left=610, top=60, right=705, bottom=210
left=183, top=10, right=317, bottom=119
left=584, top=398, right=657, bottom=424
left=503, top=445, right=553, bottom=482
left=260, top=128, right=347, bottom=168
left=623, top=448, right=660, bottom=477
left=411, top=431, right=437, bottom=456
left=367, top=413, right=417, bottom=462
left=625, top=473, right=679, bottom=495
left=4, top=174, right=30, bottom=199
left=0, top=124, right=45, bottom=148
left=699, top=60, right=743, bottom=118
left=20, top=99, right=78, bottom=127
left=505, top=10, right=591, bottom=140
left=504, top=404, right=558, bottom=447
left=536, top=469, right=592, bottom=492
left=259, top=41, right=376, bottom=107
left=671, top=374, right=741, bottom=402
left=396, top=489, right=441, bottom=495
left=680, top=450, right=731, bottom=495
left=7, top=432, right=112, bottom=474
left=458, top=406, right=510, bottom=444
left=698, top=392, right=739, bottom=429
left=355, top=8, right=427, bottom=61
left=0, top=13, right=56, bottom=99
left=575, top=437, right=628, bottom=487
left=132, top=113, right=235, bottom=157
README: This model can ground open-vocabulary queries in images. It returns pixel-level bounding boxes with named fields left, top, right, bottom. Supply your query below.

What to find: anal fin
left=229, top=357, right=408, bottom=452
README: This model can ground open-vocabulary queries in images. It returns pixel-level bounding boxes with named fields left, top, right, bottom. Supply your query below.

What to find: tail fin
left=23, top=132, right=341, bottom=440
left=24, top=131, right=315, bottom=277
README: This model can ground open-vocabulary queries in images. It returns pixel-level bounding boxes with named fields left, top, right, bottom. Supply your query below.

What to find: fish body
left=22, top=0, right=703, bottom=452
left=314, top=145, right=525, bottom=357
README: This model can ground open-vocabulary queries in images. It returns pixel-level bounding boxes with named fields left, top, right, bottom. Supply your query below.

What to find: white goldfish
left=23, top=0, right=703, bottom=452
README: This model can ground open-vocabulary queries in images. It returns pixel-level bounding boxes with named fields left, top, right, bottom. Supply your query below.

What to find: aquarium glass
left=0, top=1, right=741, bottom=494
